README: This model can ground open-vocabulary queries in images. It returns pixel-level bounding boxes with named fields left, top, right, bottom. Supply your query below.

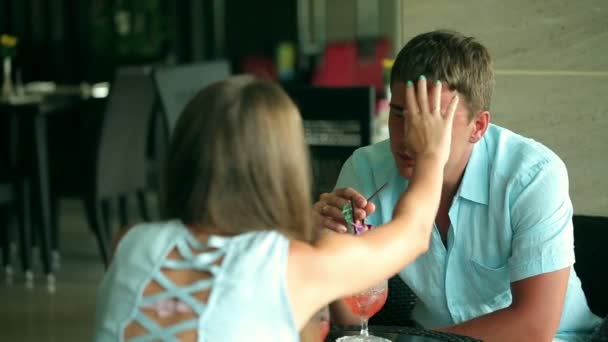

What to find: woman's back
left=94, top=221, right=298, bottom=341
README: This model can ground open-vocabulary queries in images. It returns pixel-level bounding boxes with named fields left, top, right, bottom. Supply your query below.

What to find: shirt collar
left=458, top=137, right=490, bottom=205
left=377, top=138, right=491, bottom=205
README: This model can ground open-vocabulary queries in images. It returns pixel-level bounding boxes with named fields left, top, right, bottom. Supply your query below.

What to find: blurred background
left=0, top=0, right=607, bottom=341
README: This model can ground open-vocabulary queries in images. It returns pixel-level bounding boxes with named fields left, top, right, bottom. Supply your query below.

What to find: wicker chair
left=590, top=315, right=608, bottom=342
left=369, top=274, right=419, bottom=327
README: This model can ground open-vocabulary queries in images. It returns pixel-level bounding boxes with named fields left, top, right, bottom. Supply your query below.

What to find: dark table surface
left=0, top=84, right=89, bottom=112
left=327, top=326, right=482, bottom=342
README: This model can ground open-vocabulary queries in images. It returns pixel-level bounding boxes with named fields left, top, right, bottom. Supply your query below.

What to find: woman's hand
left=404, top=76, right=458, bottom=165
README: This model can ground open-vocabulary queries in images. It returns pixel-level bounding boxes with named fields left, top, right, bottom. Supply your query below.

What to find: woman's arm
left=437, top=268, right=570, bottom=341
left=289, top=77, right=458, bottom=330
left=287, top=155, right=443, bottom=329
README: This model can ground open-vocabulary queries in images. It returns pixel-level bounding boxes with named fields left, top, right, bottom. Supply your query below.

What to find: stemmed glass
left=336, top=279, right=389, bottom=341
left=337, top=183, right=390, bottom=341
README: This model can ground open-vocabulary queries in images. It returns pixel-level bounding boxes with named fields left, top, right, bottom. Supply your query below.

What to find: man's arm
left=437, top=267, right=570, bottom=341
left=440, top=156, right=575, bottom=341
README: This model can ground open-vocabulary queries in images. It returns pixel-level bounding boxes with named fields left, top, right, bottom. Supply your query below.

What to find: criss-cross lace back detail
left=123, top=233, right=226, bottom=342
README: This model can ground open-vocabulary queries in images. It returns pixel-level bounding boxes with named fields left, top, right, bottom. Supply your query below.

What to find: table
left=327, top=326, right=481, bottom=342
left=0, top=86, right=92, bottom=289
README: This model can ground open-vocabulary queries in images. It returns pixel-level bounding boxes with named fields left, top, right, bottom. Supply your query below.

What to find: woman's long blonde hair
left=162, top=75, right=313, bottom=242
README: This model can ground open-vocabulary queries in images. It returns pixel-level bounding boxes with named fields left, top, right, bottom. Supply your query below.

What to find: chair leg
left=33, top=114, right=53, bottom=282
left=50, top=197, right=60, bottom=252
left=118, top=195, right=128, bottom=228
left=30, top=186, right=52, bottom=279
left=84, top=198, right=109, bottom=267
left=0, top=207, right=11, bottom=275
left=49, top=196, right=61, bottom=270
left=15, top=180, right=32, bottom=277
left=30, top=205, right=39, bottom=250
left=136, top=190, right=150, bottom=222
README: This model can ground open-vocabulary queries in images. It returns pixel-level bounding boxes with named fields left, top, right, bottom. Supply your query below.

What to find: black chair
left=49, top=67, right=157, bottom=266
left=0, top=116, right=33, bottom=286
left=283, top=85, right=374, bottom=198
left=148, top=61, right=231, bottom=191
left=573, top=214, right=608, bottom=318
left=0, top=113, right=32, bottom=283
left=369, top=275, right=419, bottom=327
left=0, top=179, right=32, bottom=282
left=153, top=60, right=231, bottom=137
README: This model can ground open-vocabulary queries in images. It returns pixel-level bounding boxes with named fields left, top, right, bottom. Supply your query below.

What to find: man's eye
left=390, top=110, right=405, bottom=118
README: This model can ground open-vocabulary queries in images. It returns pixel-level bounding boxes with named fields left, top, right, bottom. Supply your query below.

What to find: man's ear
left=469, top=111, right=490, bottom=143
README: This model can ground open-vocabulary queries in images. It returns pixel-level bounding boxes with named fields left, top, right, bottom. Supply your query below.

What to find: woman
left=94, top=75, right=457, bottom=341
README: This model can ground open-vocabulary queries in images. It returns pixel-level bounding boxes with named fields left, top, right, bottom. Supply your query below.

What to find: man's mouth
left=398, top=152, right=416, bottom=166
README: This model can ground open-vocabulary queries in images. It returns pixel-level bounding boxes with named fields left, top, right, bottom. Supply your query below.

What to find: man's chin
left=393, top=155, right=414, bottom=179
left=397, top=165, right=415, bottom=180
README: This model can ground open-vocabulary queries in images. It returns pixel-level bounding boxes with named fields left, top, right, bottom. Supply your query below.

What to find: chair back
left=96, top=66, right=156, bottom=199
left=573, top=214, right=608, bottom=317
left=153, top=60, right=231, bottom=136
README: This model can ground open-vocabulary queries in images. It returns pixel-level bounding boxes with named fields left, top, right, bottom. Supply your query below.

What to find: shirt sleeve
left=507, top=158, right=575, bottom=282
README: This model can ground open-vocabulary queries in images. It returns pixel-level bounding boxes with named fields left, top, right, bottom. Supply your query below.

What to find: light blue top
left=336, top=124, right=602, bottom=341
left=93, top=221, right=299, bottom=342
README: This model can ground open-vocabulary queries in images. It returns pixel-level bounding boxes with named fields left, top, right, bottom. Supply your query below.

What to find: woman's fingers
left=416, top=75, right=429, bottom=115
left=405, top=80, right=419, bottom=118
left=432, top=80, right=442, bottom=115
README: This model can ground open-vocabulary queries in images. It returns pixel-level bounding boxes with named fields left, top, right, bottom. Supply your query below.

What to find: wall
left=325, top=0, right=401, bottom=54
left=325, top=0, right=357, bottom=41
left=400, top=0, right=608, bottom=215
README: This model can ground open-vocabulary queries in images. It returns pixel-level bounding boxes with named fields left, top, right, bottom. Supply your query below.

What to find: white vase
left=2, top=57, right=14, bottom=97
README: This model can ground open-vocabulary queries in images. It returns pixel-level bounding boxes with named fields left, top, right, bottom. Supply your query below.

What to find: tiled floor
left=0, top=198, right=151, bottom=341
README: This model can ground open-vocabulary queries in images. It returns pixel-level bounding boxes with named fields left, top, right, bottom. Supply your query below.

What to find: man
left=314, top=30, right=602, bottom=341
